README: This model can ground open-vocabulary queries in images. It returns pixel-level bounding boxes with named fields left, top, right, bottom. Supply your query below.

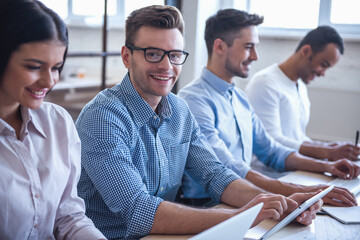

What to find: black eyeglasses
left=126, top=45, right=189, bottom=65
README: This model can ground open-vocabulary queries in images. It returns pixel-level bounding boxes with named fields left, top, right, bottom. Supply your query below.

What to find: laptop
left=189, top=203, right=263, bottom=240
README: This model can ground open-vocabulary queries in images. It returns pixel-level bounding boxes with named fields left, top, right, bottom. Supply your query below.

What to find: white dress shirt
left=246, top=63, right=311, bottom=151
left=0, top=102, right=105, bottom=240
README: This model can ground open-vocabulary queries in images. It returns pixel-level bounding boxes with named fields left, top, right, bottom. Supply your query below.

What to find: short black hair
left=0, top=0, right=68, bottom=79
left=296, top=26, right=344, bottom=55
left=205, top=9, right=263, bottom=57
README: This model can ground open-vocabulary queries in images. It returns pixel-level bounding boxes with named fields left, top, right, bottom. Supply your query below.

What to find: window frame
left=238, top=0, right=360, bottom=39
left=64, top=0, right=124, bottom=28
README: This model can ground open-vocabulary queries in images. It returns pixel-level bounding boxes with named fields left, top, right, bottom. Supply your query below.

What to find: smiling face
left=121, top=26, right=184, bottom=110
left=224, top=26, right=259, bottom=79
left=0, top=40, right=66, bottom=113
left=299, top=43, right=341, bottom=84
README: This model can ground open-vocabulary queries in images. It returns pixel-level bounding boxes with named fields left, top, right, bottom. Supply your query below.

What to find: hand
left=303, top=184, right=357, bottom=207
left=327, top=142, right=360, bottom=161
left=239, top=193, right=298, bottom=226
left=325, top=159, right=360, bottom=179
left=287, top=192, right=323, bottom=225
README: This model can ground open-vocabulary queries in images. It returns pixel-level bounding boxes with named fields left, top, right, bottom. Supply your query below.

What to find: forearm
left=285, top=152, right=329, bottom=173
left=299, top=141, right=329, bottom=160
left=245, top=170, right=305, bottom=196
left=220, top=178, right=265, bottom=207
left=151, top=201, right=236, bottom=235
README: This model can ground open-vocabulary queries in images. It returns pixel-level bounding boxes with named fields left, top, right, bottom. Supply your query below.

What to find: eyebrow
left=23, top=58, right=63, bottom=65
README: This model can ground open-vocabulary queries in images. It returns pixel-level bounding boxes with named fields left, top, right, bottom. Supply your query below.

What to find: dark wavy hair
left=0, top=0, right=68, bottom=79
left=205, top=9, right=263, bottom=57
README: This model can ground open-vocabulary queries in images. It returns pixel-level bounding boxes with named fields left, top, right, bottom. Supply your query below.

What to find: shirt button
left=34, top=224, right=39, bottom=229
left=34, top=193, right=40, bottom=198
left=160, top=187, right=164, bottom=191
left=153, top=115, right=158, bottom=119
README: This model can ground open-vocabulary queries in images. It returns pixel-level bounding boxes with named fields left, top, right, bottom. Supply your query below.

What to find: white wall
left=180, top=1, right=360, bottom=142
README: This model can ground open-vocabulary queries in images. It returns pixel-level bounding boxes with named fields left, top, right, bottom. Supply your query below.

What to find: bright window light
left=331, top=0, right=360, bottom=24
left=73, top=0, right=117, bottom=16
left=233, top=0, right=247, bottom=11
left=40, top=0, right=68, bottom=19
left=124, top=0, right=164, bottom=18
left=249, top=0, right=320, bottom=29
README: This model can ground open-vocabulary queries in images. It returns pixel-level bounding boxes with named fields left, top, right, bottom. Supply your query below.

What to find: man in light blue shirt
left=178, top=9, right=359, bottom=207
left=75, top=5, right=322, bottom=239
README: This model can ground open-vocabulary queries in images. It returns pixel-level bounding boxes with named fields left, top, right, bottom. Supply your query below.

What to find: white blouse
left=0, top=102, right=105, bottom=240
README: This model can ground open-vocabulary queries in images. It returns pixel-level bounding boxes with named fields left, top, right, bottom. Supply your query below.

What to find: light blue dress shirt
left=178, top=67, right=295, bottom=199
left=76, top=74, right=239, bottom=239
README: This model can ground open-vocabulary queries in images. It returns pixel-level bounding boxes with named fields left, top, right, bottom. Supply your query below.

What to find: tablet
left=190, top=203, right=263, bottom=240
left=259, top=185, right=334, bottom=240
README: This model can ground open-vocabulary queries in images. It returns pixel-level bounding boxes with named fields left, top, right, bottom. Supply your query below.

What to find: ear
left=121, top=45, right=132, bottom=69
left=213, top=38, right=227, bottom=56
left=300, top=44, right=313, bottom=58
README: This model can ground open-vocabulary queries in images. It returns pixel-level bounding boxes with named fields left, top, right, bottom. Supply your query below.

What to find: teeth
left=153, top=76, right=170, bottom=80
left=31, top=90, right=45, bottom=95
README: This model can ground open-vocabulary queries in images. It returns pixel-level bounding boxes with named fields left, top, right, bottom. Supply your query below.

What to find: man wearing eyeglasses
left=75, top=5, right=323, bottom=239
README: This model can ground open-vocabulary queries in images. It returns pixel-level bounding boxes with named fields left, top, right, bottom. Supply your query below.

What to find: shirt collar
left=0, top=106, right=46, bottom=138
left=120, top=73, right=172, bottom=128
left=21, top=106, right=47, bottom=139
left=201, top=67, right=235, bottom=95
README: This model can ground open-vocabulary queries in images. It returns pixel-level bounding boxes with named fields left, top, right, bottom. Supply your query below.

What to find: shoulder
left=168, top=93, right=193, bottom=115
left=247, top=64, right=281, bottom=94
left=250, top=64, right=279, bottom=84
left=75, top=88, right=132, bottom=137
left=36, top=102, right=73, bottom=125
left=178, top=78, right=214, bottom=105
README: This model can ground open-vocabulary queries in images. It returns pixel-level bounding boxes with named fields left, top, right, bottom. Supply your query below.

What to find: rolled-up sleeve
left=184, top=115, right=240, bottom=202
left=251, top=110, right=295, bottom=171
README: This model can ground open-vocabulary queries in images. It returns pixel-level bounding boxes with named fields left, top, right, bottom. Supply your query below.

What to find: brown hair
left=205, top=9, right=263, bottom=57
left=125, top=5, right=184, bottom=46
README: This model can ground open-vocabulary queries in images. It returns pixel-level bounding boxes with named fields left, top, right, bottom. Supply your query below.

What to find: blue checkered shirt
left=76, top=74, right=239, bottom=239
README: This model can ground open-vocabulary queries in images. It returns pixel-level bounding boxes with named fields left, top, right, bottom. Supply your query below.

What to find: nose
left=157, top=54, right=173, bottom=70
left=40, top=69, right=58, bottom=88
left=319, top=68, right=326, bottom=77
left=250, top=47, right=258, bottom=61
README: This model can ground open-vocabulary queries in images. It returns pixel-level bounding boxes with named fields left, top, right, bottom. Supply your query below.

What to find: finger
left=324, top=197, right=352, bottom=207
left=262, top=200, right=286, bottom=216
left=354, top=165, right=360, bottom=178
left=259, top=208, right=281, bottom=221
left=331, top=161, right=352, bottom=179
left=326, top=187, right=357, bottom=206
left=348, top=162, right=356, bottom=179
left=296, top=211, right=313, bottom=226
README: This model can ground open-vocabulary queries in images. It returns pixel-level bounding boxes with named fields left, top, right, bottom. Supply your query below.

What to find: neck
left=0, top=104, right=22, bottom=138
left=207, top=59, right=234, bottom=84
left=279, top=56, right=300, bottom=82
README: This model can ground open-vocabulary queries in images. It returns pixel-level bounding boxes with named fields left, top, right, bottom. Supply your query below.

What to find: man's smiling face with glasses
left=121, top=26, right=187, bottom=111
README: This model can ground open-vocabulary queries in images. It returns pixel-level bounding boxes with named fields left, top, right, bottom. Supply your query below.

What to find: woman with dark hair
left=0, top=1, right=105, bottom=239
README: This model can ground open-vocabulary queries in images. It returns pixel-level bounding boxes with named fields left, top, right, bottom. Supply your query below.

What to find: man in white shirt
left=246, top=26, right=360, bottom=161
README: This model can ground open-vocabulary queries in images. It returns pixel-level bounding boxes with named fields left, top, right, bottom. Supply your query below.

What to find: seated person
left=178, top=9, right=359, bottom=208
left=75, top=5, right=322, bottom=239
left=245, top=26, right=360, bottom=161
left=0, top=0, right=105, bottom=239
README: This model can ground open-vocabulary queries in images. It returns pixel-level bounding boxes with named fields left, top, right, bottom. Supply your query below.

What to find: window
left=40, top=0, right=164, bottom=28
left=234, top=0, right=360, bottom=38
